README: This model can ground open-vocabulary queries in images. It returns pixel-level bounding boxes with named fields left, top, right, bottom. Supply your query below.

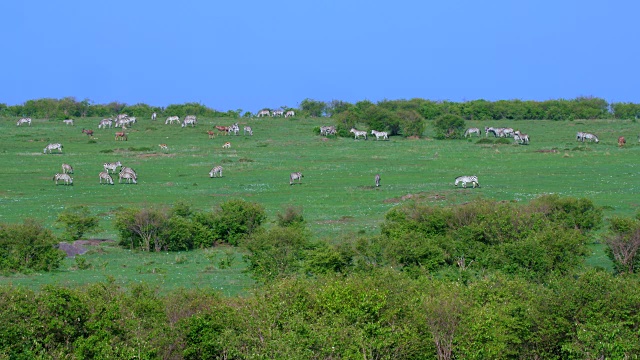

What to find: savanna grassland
left=0, top=116, right=638, bottom=291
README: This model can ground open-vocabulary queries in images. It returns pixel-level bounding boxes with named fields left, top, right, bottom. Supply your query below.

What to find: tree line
left=3, top=96, right=640, bottom=122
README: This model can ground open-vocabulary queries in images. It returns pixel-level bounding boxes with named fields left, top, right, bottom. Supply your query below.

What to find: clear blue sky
left=3, top=1, right=639, bottom=113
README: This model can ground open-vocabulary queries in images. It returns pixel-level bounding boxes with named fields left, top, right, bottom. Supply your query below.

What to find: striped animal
left=165, top=116, right=180, bottom=125
left=116, top=114, right=129, bottom=121
left=119, top=171, right=137, bottom=184
left=62, top=163, right=73, bottom=174
left=290, top=172, right=303, bottom=185
left=464, top=128, right=481, bottom=137
left=182, top=115, right=197, bottom=127
left=618, top=136, right=626, bottom=147
left=576, top=132, right=585, bottom=142
left=222, top=142, right=231, bottom=149
left=243, top=126, right=253, bottom=136
left=98, top=118, right=113, bottom=129
left=320, top=126, right=336, bottom=136
left=115, top=131, right=127, bottom=141
left=53, top=173, right=73, bottom=185
left=454, top=175, right=480, bottom=188
left=159, top=144, right=169, bottom=152
left=375, top=174, right=381, bottom=187
left=209, top=165, right=223, bottom=178
left=63, top=119, right=74, bottom=126
left=120, top=167, right=137, bottom=180
left=99, top=171, right=114, bottom=185
left=44, top=143, right=63, bottom=154
left=285, top=110, right=295, bottom=118
left=82, top=128, right=94, bottom=137
left=272, top=109, right=284, bottom=117
left=371, top=130, right=388, bottom=140
left=350, top=128, right=367, bottom=140
left=513, top=130, right=529, bottom=145
left=151, top=112, right=157, bottom=121
left=257, top=109, right=271, bottom=117
left=583, top=133, right=599, bottom=143
left=228, top=123, right=240, bottom=135
left=103, top=161, right=122, bottom=173
left=17, top=117, right=31, bottom=126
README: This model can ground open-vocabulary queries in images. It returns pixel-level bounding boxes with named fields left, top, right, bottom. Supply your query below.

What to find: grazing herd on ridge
left=13, top=113, right=637, bottom=190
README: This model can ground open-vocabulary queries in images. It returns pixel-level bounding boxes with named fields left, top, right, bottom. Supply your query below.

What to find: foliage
left=433, top=114, right=466, bottom=139
left=55, top=205, right=101, bottom=241
left=206, top=199, right=267, bottom=246
left=604, top=216, right=640, bottom=273
left=115, top=207, right=169, bottom=251
left=0, top=219, right=65, bottom=273
left=299, top=98, right=327, bottom=117
left=276, top=205, right=306, bottom=228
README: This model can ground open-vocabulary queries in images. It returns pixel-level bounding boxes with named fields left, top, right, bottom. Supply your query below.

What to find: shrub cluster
left=0, top=219, right=65, bottom=273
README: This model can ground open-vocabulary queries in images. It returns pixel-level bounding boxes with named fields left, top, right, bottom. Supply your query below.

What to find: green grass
left=1, top=116, right=638, bottom=290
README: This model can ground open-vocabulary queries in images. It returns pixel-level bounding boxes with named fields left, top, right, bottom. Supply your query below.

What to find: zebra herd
left=257, top=109, right=295, bottom=118
left=53, top=161, right=139, bottom=186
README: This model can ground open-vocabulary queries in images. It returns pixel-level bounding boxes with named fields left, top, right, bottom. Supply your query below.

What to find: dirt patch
left=57, top=239, right=114, bottom=257
left=383, top=192, right=446, bottom=203
left=535, top=149, right=558, bottom=153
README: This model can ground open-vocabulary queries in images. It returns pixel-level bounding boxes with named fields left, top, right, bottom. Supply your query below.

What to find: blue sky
left=3, top=1, right=639, bottom=113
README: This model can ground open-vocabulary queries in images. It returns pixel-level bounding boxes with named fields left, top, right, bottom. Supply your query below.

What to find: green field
left=1, top=117, right=638, bottom=291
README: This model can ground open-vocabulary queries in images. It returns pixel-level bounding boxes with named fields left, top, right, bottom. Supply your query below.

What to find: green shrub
left=0, top=219, right=65, bottom=273
left=55, top=205, right=101, bottom=241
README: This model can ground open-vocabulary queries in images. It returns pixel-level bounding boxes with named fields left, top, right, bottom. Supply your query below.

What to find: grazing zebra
left=320, top=126, right=337, bottom=136
left=62, top=163, right=73, bottom=174
left=99, top=171, right=114, bottom=185
left=82, top=128, right=94, bottom=137
left=375, top=174, right=381, bottom=187
left=44, top=143, right=63, bottom=154
left=151, top=112, right=157, bottom=121
left=272, top=109, right=284, bottom=117
left=116, top=114, right=129, bottom=120
left=159, top=144, right=169, bottom=152
left=618, top=136, right=626, bottom=147
left=576, top=132, right=585, bottom=142
left=120, top=166, right=137, bottom=179
left=119, top=171, right=137, bottom=184
left=222, top=142, right=231, bottom=149
left=98, top=118, right=113, bottom=129
left=209, top=165, right=223, bottom=178
left=103, top=161, right=122, bottom=173
left=243, top=126, right=253, bottom=136
left=165, top=116, right=180, bottom=124
left=485, top=126, right=497, bottom=137
left=502, top=128, right=515, bottom=137
left=583, top=133, right=599, bottom=143
left=371, top=130, right=388, bottom=140
left=285, top=110, right=295, bottom=118
left=228, top=123, right=240, bottom=135
left=454, top=175, right=480, bottom=188
left=115, top=131, right=127, bottom=141
left=257, top=109, right=271, bottom=117
left=513, top=130, right=529, bottom=145
left=53, top=173, right=73, bottom=185
left=464, top=128, right=481, bottom=137
left=17, top=117, right=31, bottom=126
left=350, top=128, right=367, bottom=140
left=290, top=172, right=303, bottom=185
left=63, top=119, right=74, bottom=126
left=182, top=117, right=197, bottom=127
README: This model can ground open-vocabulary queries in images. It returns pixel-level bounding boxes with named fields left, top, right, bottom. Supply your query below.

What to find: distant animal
left=207, top=130, right=216, bottom=139
left=272, top=109, right=284, bottom=117
left=63, top=119, right=74, bottom=126
left=320, top=126, right=336, bottom=136
left=159, top=144, right=169, bottom=152
left=17, top=117, right=31, bottom=126
left=583, top=133, right=599, bottom=143
left=464, top=128, right=481, bottom=137
left=350, top=128, right=367, bottom=140
left=119, top=167, right=137, bottom=181
left=182, top=115, right=197, bottom=127
left=82, top=128, right=94, bottom=137
left=243, top=126, right=253, bottom=136
left=375, top=174, right=381, bottom=187
left=62, top=163, right=73, bottom=174
left=222, top=142, right=231, bottom=149
left=454, top=175, right=480, bottom=189
left=228, top=123, right=240, bottom=135
left=215, top=125, right=230, bottom=135
left=618, top=136, right=626, bottom=147
left=165, top=116, right=180, bottom=125
left=103, top=161, right=122, bottom=174
left=257, top=109, right=270, bottom=117
left=119, top=171, right=137, bottom=184
left=513, top=130, right=529, bottom=145
left=209, top=165, right=223, bottom=178
left=370, top=130, right=388, bottom=140
left=53, top=173, right=73, bottom=185
left=98, top=118, right=113, bottom=129
left=285, top=110, right=295, bottom=118
left=151, top=112, right=157, bottom=121
left=99, top=171, right=114, bottom=185
left=576, top=132, right=585, bottom=142
left=115, top=131, right=127, bottom=141
left=44, top=143, right=63, bottom=154
left=290, top=172, right=303, bottom=185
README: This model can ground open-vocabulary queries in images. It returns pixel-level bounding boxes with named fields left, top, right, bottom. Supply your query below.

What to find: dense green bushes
left=0, top=219, right=65, bottom=273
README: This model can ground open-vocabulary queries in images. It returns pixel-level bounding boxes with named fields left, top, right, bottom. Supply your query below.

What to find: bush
left=0, top=219, right=65, bottom=273
left=433, top=114, right=466, bottom=139
left=55, top=205, right=101, bottom=241
left=207, top=199, right=266, bottom=246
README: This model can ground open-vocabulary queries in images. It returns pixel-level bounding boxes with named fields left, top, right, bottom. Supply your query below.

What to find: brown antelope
left=207, top=130, right=216, bottom=139
left=618, top=136, right=626, bottom=147
left=82, top=128, right=94, bottom=137
left=115, top=131, right=127, bottom=141
left=215, top=125, right=230, bottom=135
left=222, top=142, right=231, bottom=149
left=159, top=144, right=168, bottom=151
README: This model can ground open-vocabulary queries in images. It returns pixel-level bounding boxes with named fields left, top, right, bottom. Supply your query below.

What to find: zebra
left=513, top=130, right=529, bottom=145
left=151, top=112, right=157, bottom=121
left=98, top=118, right=113, bottom=129
left=576, top=132, right=585, bottom=142
left=454, top=175, right=480, bottom=188
left=375, top=174, right=381, bottom=187
left=103, top=161, right=122, bottom=173
left=502, top=128, right=515, bottom=137
left=371, top=130, right=388, bottom=140
left=119, top=171, right=137, bottom=184
left=17, top=117, right=31, bottom=126
left=62, top=163, right=73, bottom=174
left=290, top=172, right=303, bottom=185
left=63, top=119, right=74, bottom=126
left=350, top=128, right=367, bottom=140
left=182, top=116, right=197, bottom=127
left=485, top=126, right=497, bottom=137
left=272, top=109, right=284, bottom=117
left=98, top=171, right=114, bottom=185
left=165, top=116, right=180, bottom=125
left=285, top=110, right=295, bottom=118
left=320, top=126, right=337, bottom=136
left=53, top=173, right=73, bottom=185
left=464, top=128, right=481, bottom=137
left=120, top=166, right=137, bottom=179
left=209, top=165, right=223, bottom=178
left=44, top=143, right=63, bottom=154
left=257, top=109, right=270, bottom=117
left=243, top=126, right=253, bottom=136
left=583, top=133, right=599, bottom=143
left=228, top=123, right=240, bottom=135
